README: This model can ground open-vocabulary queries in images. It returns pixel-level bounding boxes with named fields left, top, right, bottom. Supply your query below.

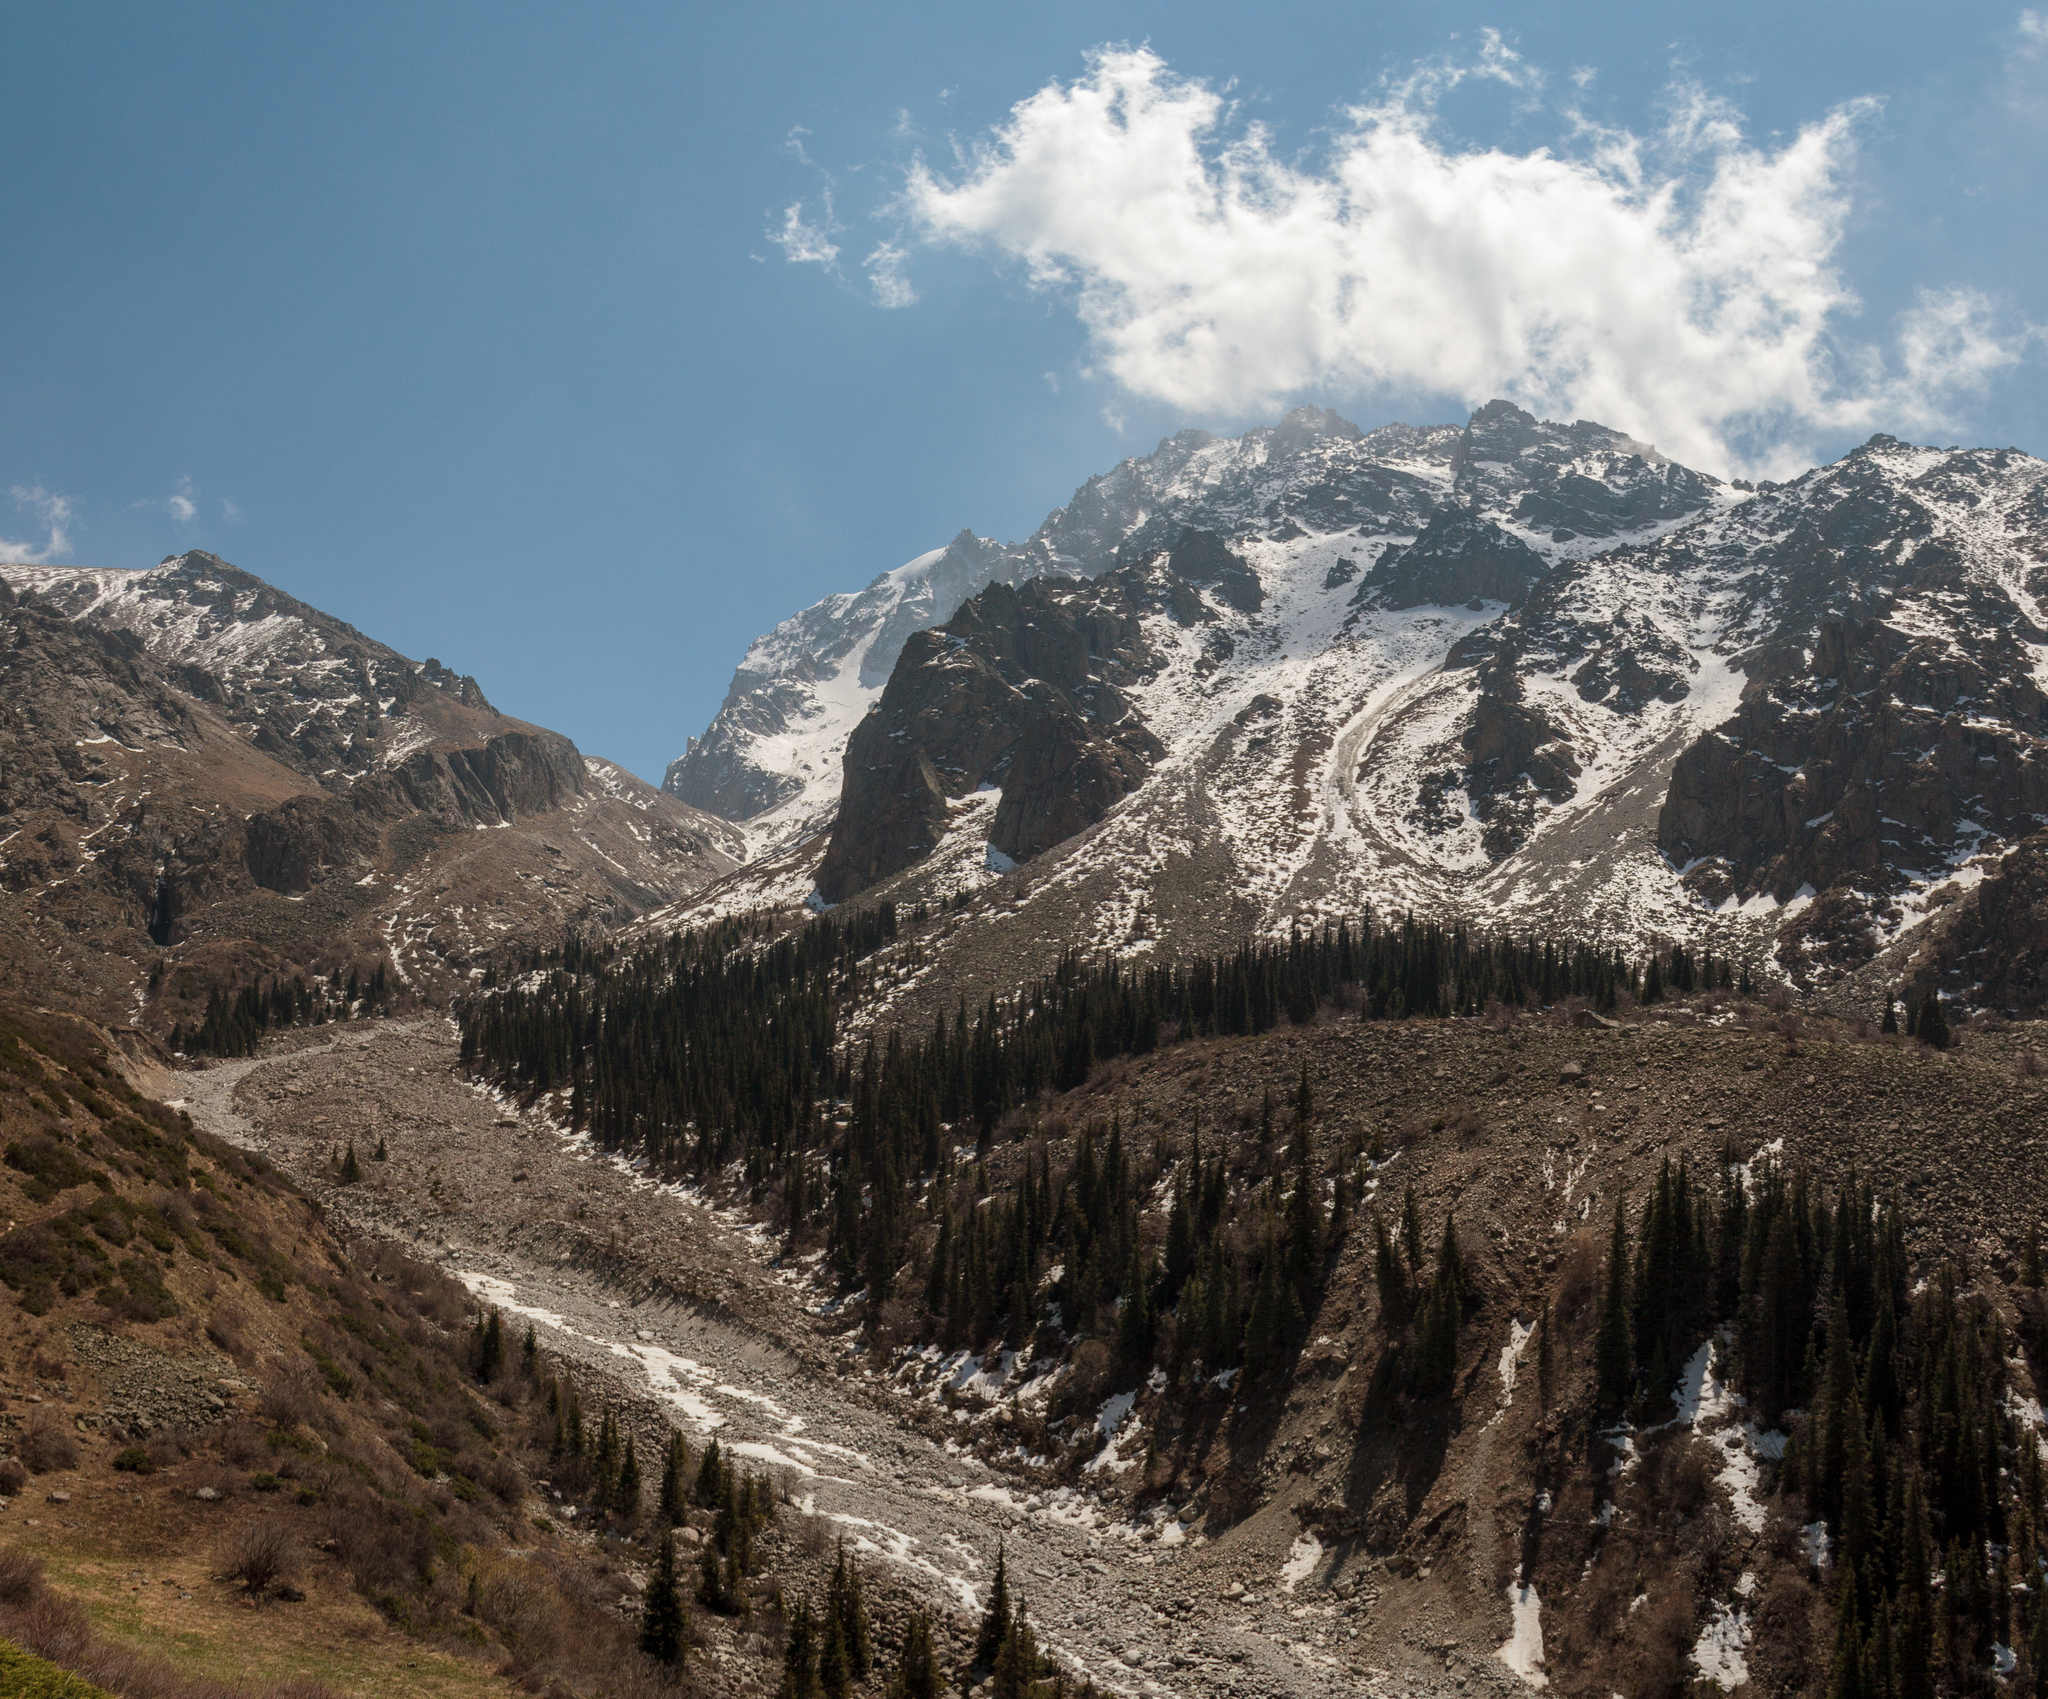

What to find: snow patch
left=1499, top=1579, right=1548, bottom=1687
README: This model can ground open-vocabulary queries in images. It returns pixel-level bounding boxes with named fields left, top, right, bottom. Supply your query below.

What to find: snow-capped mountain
left=667, top=402, right=1718, bottom=859
left=663, top=529, right=1026, bottom=848
left=668, top=404, right=2048, bottom=1011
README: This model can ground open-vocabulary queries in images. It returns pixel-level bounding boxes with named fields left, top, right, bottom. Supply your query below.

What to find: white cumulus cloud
left=1, top=482, right=75, bottom=564
left=167, top=475, right=197, bottom=523
left=901, top=47, right=2023, bottom=476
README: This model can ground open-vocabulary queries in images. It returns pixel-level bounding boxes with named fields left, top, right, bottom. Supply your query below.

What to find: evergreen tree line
left=912, top=1078, right=1352, bottom=1388
left=171, top=963, right=395, bottom=1057
left=474, top=1311, right=951, bottom=1690
left=458, top=906, right=1730, bottom=1222
left=1583, top=1162, right=2048, bottom=1699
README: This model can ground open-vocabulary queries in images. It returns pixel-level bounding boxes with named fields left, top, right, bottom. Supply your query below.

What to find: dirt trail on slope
left=170, top=1020, right=1515, bottom=1699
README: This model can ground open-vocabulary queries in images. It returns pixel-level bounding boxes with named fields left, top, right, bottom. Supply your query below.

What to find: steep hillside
left=0, top=998, right=979, bottom=1699
left=0, top=557, right=740, bottom=1035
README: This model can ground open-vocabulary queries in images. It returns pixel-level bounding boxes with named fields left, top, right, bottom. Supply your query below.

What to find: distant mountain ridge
left=0, top=551, right=739, bottom=1031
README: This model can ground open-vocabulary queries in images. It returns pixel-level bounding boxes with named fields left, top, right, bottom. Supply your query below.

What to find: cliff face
left=1659, top=610, right=2048, bottom=906
left=813, top=556, right=1193, bottom=902
left=767, top=427, right=2048, bottom=1016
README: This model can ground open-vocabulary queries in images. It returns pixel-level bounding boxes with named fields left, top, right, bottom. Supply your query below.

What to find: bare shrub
left=795, top=1508, right=836, bottom=1557
left=1647, top=1436, right=1717, bottom=1518
left=0, top=1457, right=27, bottom=1496
left=259, top=1367, right=321, bottom=1431
left=0, top=1545, right=43, bottom=1606
left=215, top=1419, right=266, bottom=1467
left=473, top=1553, right=569, bottom=1668
left=20, top=1407, right=80, bottom=1473
left=224, top=1520, right=294, bottom=1597
left=482, top=1453, right=525, bottom=1505
left=867, top=1296, right=920, bottom=1351
left=206, top=1310, right=254, bottom=1366
left=1056, top=1338, right=1114, bottom=1423
left=2017, top=1049, right=2044, bottom=1079
left=322, top=1480, right=433, bottom=1593
left=28, top=1352, right=65, bottom=1382
left=147, top=1431, right=189, bottom=1469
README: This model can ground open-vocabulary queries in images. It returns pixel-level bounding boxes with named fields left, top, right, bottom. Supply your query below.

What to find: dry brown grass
left=0, top=1545, right=338, bottom=1699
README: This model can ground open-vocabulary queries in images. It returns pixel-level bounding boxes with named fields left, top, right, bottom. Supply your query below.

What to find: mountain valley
left=1, top=407, right=2046, bottom=1699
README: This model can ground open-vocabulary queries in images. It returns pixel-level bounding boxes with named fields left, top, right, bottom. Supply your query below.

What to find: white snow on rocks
left=1499, top=1577, right=1548, bottom=1687
left=1692, top=1598, right=1753, bottom=1689
left=1495, top=1315, right=1537, bottom=1416
left=1279, top=1532, right=1323, bottom=1593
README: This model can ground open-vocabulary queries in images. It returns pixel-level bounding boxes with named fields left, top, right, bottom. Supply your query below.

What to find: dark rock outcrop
left=1356, top=509, right=1549, bottom=610
left=814, top=567, right=1179, bottom=902
left=0, top=553, right=736, bottom=1020
left=1660, top=610, right=2048, bottom=906
left=1919, top=829, right=2048, bottom=1014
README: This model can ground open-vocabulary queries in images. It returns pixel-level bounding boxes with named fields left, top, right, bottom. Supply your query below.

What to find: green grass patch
left=0, top=1638, right=117, bottom=1698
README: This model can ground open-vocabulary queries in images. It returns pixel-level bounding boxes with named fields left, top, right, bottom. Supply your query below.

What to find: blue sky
left=2, top=2, right=2043, bottom=783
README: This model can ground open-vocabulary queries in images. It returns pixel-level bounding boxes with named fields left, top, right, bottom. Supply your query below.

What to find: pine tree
left=975, top=1540, right=1013, bottom=1671
left=1594, top=1194, right=1634, bottom=1415
left=695, top=1436, right=724, bottom=1507
left=819, top=1604, right=851, bottom=1699
left=1400, top=1185, right=1426, bottom=1282
left=1373, top=1213, right=1409, bottom=1330
left=1880, top=995, right=1899, bottom=1035
left=697, top=1539, right=730, bottom=1613
left=1115, top=1245, right=1154, bottom=1371
left=991, top=1599, right=1044, bottom=1699
left=639, top=1531, right=688, bottom=1665
left=2022, top=1225, right=2043, bottom=1290
left=617, top=1431, right=642, bottom=1522
left=1825, top=1570, right=1866, bottom=1699
left=1919, top=992, right=1950, bottom=1050
left=844, top=1549, right=871, bottom=1678
left=340, top=1140, right=362, bottom=1183
left=593, top=1405, right=620, bottom=1512
left=520, top=1322, right=537, bottom=1376
left=476, top=1308, right=505, bottom=1383
left=782, top=1595, right=820, bottom=1699
left=888, top=1608, right=941, bottom=1699
left=925, top=1202, right=953, bottom=1315
left=659, top=1429, right=689, bottom=1527
left=374, top=1133, right=389, bottom=1160
left=1893, top=1468, right=1936, bottom=1699
left=1295, top=1059, right=1314, bottom=1124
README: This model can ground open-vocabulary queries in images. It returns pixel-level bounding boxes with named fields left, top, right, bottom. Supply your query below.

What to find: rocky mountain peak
left=1265, top=404, right=1366, bottom=459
